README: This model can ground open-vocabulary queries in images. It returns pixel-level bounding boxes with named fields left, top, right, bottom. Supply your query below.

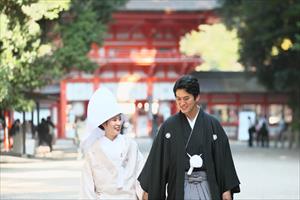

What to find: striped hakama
left=184, top=171, right=211, bottom=200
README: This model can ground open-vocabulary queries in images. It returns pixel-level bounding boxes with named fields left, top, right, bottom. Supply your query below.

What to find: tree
left=0, top=0, right=71, bottom=111
left=179, top=23, right=242, bottom=71
left=0, top=0, right=128, bottom=111
left=45, top=0, right=128, bottom=73
left=219, top=0, right=300, bottom=132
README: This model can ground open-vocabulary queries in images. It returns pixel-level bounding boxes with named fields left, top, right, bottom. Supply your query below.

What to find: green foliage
left=293, top=22, right=300, bottom=51
left=44, top=0, right=128, bottom=73
left=219, top=0, right=300, bottom=126
left=180, top=23, right=242, bottom=71
left=0, top=0, right=71, bottom=111
left=0, top=0, right=128, bottom=111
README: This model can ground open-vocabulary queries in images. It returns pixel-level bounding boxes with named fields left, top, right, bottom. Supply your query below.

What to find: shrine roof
left=190, top=71, right=270, bottom=93
left=120, top=0, right=220, bottom=11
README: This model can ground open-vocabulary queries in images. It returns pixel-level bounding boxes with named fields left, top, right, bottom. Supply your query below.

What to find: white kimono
left=80, top=134, right=144, bottom=200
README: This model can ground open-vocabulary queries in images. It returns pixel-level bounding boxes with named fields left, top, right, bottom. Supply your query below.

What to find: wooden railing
left=88, top=48, right=201, bottom=65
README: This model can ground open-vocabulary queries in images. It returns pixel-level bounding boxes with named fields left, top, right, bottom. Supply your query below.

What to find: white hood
left=80, top=86, right=122, bottom=153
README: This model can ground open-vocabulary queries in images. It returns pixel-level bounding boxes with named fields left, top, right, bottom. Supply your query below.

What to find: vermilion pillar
left=58, top=80, right=67, bottom=138
left=3, top=110, right=11, bottom=151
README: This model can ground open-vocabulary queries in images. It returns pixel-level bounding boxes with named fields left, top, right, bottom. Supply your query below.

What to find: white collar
left=99, top=134, right=124, bottom=166
left=186, top=107, right=200, bottom=130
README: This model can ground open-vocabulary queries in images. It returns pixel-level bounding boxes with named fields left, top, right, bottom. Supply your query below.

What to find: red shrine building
left=8, top=0, right=291, bottom=142
left=58, top=0, right=220, bottom=139
left=57, top=0, right=291, bottom=140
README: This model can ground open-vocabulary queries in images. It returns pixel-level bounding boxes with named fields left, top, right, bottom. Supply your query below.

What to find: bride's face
left=102, top=114, right=123, bottom=139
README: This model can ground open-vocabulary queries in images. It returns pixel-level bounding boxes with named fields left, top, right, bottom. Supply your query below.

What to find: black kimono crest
left=138, top=109, right=240, bottom=200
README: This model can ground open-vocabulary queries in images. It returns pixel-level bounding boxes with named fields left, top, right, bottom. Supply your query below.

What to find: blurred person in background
left=247, top=116, right=256, bottom=147
left=257, top=115, right=269, bottom=148
left=0, top=117, right=5, bottom=144
left=37, top=118, right=53, bottom=152
left=46, top=116, right=55, bottom=144
left=275, top=116, right=287, bottom=148
left=80, top=87, right=144, bottom=200
left=138, top=75, right=240, bottom=200
left=9, top=119, right=22, bottom=153
left=74, top=116, right=86, bottom=159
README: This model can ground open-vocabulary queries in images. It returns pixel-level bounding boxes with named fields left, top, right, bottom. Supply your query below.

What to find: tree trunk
left=292, top=88, right=300, bottom=148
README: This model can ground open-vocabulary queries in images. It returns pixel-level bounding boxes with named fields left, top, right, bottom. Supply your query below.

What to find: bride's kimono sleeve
left=138, top=123, right=170, bottom=200
left=80, top=153, right=97, bottom=199
left=134, top=141, right=146, bottom=200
